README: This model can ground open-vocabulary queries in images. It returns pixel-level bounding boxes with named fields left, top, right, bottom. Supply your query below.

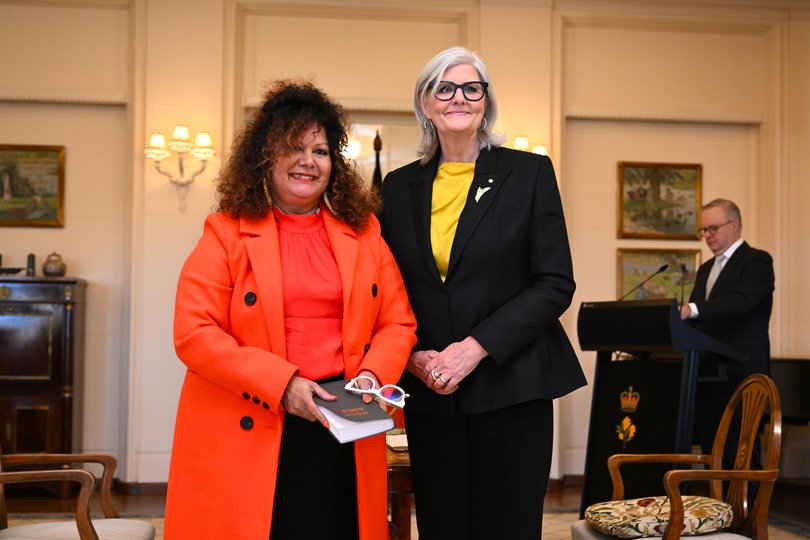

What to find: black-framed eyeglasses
left=344, top=376, right=409, bottom=408
left=431, top=80, right=489, bottom=101
left=697, top=219, right=734, bottom=237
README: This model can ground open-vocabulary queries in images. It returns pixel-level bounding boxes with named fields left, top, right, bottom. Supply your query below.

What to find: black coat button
left=371, top=284, right=378, bottom=297
left=252, top=397, right=260, bottom=404
left=262, top=402, right=270, bottom=409
left=240, top=416, right=254, bottom=430
left=242, top=392, right=250, bottom=400
left=244, top=292, right=257, bottom=306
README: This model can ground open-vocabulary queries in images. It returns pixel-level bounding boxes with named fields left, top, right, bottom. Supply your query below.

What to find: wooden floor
left=771, top=480, right=810, bottom=532
left=5, top=480, right=809, bottom=536
left=5, top=486, right=167, bottom=517
left=5, top=482, right=582, bottom=517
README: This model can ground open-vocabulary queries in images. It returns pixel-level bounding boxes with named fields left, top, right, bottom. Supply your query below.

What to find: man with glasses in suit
left=680, top=198, right=774, bottom=470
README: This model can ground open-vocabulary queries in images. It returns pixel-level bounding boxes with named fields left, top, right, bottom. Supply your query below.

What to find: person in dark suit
left=680, top=198, right=774, bottom=467
left=379, top=46, right=587, bottom=540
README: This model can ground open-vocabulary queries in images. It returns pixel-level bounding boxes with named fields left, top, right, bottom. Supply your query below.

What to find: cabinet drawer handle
left=0, top=286, right=10, bottom=300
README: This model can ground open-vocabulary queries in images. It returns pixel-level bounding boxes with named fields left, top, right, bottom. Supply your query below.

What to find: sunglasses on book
left=344, top=376, right=409, bottom=409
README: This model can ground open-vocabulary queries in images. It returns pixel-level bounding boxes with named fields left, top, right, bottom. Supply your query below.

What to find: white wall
left=561, top=119, right=759, bottom=471
left=0, top=101, right=129, bottom=452
left=785, top=13, right=810, bottom=356
left=132, top=0, right=226, bottom=483
left=553, top=2, right=793, bottom=475
left=0, top=1, right=131, bottom=460
left=2, top=0, right=808, bottom=484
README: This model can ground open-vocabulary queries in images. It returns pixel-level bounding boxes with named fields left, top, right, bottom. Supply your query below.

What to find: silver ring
left=430, top=369, right=439, bottom=379
left=438, top=375, right=449, bottom=385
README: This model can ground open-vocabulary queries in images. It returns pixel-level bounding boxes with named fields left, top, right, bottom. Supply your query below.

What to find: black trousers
left=270, top=410, right=358, bottom=539
left=405, top=399, right=553, bottom=540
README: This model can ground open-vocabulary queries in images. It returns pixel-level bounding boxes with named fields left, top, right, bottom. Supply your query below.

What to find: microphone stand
left=619, top=264, right=669, bottom=301
left=679, top=265, right=687, bottom=308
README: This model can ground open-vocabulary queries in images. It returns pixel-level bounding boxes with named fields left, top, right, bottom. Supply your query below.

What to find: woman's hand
left=354, top=369, right=385, bottom=409
left=281, top=376, right=336, bottom=427
left=428, top=336, right=487, bottom=395
left=407, top=349, right=439, bottom=386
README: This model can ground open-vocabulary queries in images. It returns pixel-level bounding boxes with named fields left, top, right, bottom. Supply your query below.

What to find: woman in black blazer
left=380, top=46, right=587, bottom=540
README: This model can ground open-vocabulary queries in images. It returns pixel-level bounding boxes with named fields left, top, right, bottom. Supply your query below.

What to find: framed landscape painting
left=617, top=248, right=701, bottom=302
left=618, top=161, right=701, bottom=240
left=0, top=145, right=65, bottom=227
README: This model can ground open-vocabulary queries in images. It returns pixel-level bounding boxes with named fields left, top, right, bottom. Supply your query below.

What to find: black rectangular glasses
left=432, top=80, right=489, bottom=101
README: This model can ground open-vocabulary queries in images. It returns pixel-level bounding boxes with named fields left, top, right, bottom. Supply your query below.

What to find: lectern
left=577, top=299, right=746, bottom=515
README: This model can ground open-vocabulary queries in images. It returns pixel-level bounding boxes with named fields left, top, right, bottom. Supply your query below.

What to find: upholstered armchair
left=572, top=373, right=782, bottom=540
left=0, top=448, right=154, bottom=540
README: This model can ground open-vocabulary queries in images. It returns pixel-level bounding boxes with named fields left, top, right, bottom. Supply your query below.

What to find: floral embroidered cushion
left=585, top=495, right=733, bottom=538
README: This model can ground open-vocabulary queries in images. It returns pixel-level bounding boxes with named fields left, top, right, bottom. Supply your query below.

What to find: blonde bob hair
left=413, top=46, right=506, bottom=164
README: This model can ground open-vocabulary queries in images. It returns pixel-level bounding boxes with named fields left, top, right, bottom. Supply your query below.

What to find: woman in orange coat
left=165, top=80, right=417, bottom=539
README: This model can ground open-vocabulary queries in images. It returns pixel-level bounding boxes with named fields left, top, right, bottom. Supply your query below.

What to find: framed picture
left=617, top=161, right=701, bottom=239
left=617, top=248, right=701, bottom=301
left=0, top=144, right=65, bottom=227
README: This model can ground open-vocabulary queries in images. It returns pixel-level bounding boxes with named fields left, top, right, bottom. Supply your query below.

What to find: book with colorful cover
left=313, top=379, right=395, bottom=444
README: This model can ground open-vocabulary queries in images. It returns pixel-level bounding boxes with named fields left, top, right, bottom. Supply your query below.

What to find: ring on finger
left=438, top=374, right=449, bottom=385
left=430, top=368, right=440, bottom=379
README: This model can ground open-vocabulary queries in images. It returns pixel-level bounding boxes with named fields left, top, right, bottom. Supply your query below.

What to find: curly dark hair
left=216, top=80, right=377, bottom=230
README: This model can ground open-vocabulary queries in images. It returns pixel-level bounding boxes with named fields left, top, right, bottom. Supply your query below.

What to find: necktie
left=705, top=254, right=725, bottom=299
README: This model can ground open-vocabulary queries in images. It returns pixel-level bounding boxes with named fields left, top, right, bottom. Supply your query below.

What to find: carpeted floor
left=9, top=513, right=810, bottom=539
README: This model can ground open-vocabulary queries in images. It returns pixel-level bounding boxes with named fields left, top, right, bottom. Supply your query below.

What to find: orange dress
left=276, top=209, right=343, bottom=380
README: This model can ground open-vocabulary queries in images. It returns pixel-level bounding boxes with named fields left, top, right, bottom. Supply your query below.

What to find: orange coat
left=164, top=209, right=416, bottom=539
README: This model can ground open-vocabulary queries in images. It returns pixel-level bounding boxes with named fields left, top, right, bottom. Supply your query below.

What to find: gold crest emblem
left=620, top=386, right=640, bottom=413
left=616, top=416, right=637, bottom=449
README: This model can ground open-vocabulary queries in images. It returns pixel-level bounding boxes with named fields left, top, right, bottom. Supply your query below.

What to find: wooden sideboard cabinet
left=0, top=277, right=86, bottom=457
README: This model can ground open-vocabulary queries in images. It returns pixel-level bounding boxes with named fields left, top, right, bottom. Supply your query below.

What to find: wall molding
left=224, top=0, right=476, bottom=143
left=565, top=106, right=764, bottom=126
left=554, top=5, right=784, bottom=161
left=555, top=2, right=789, bottom=360
left=0, top=0, right=130, bottom=7
left=0, top=1, right=130, bottom=106
left=0, top=91, right=127, bottom=106
left=241, top=95, right=415, bottom=114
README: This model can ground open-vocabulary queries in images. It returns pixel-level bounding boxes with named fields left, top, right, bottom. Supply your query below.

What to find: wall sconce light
left=344, top=137, right=362, bottom=161
left=514, top=136, right=530, bottom=151
left=144, top=125, right=214, bottom=211
left=512, top=136, right=548, bottom=156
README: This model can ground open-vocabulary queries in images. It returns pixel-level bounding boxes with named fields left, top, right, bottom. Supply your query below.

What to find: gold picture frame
left=617, top=248, right=701, bottom=302
left=617, top=161, right=701, bottom=239
left=0, top=144, right=65, bottom=227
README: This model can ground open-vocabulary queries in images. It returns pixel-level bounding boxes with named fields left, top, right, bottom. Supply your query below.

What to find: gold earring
left=323, top=191, right=335, bottom=214
left=262, top=176, right=274, bottom=208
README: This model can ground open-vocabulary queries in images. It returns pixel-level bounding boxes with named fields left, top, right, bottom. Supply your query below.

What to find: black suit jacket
left=380, top=147, right=586, bottom=415
left=688, top=241, right=774, bottom=383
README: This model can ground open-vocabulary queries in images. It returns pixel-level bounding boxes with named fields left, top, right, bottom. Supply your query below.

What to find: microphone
left=619, top=264, right=669, bottom=301
left=679, top=264, right=687, bottom=307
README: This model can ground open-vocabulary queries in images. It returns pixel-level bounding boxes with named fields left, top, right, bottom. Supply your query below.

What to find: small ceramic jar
left=42, top=252, right=67, bottom=277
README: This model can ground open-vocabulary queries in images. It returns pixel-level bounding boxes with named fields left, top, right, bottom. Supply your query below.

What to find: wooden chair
left=572, top=373, right=782, bottom=540
left=0, top=447, right=154, bottom=540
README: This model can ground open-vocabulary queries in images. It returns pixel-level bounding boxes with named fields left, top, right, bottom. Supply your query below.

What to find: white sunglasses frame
left=344, top=375, right=409, bottom=408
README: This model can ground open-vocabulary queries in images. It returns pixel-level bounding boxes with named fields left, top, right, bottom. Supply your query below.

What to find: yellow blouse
left=431, top=161, right=475, bottom=281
